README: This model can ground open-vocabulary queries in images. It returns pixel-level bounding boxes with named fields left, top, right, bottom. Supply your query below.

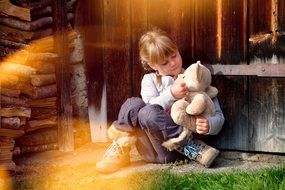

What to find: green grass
left=10, top=165, right=285, bottom=190
left=132, top=166, right=285, bottom=190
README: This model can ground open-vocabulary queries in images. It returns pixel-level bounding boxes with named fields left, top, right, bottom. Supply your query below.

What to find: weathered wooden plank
left=207, top=75, right=249, bottom=151
left=52, top=0, right=74, bottom=151
left=103, top=0, right=132, bottom=122
left=279, top=0, right=285, bottom=31
left=148, top=0, right=194, bottom=64
left=221, top=0, right=247, bottom=63
left=81, top=0, right=108, bottom=142
left=249, top=0, right=271, bottom=34
left=194, top=0, right=218, bottom=63
left=248, top=77, right=285, bottom=152
left=248, top=0, right=285, bottom=153
left=130, top=0, right=147, bottom=97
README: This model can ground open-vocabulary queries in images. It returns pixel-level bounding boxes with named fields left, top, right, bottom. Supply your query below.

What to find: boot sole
left=201, top=149, right=220, bottom=168
left=95, top=160, right=130, bottom=174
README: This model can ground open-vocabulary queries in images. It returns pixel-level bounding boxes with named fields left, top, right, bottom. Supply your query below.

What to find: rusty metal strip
left=205, top=64, right=285, bottom=77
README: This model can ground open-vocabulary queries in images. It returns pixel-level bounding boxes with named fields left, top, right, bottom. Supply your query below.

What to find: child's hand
left=171, top=79, right=188, bottom=99
left=195, top=115, right=209, bottom=134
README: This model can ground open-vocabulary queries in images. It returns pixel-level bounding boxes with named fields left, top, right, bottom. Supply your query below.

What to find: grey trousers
left=114, top=97, right=186, bottom=164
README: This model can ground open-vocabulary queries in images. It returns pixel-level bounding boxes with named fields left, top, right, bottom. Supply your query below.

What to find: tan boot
left=96, top=124, right=137, bottom=173
left=177, top=138, right=219, bottom=168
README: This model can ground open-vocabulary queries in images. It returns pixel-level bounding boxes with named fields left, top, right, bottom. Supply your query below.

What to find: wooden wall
left=78, top=0, right=285, bottom=153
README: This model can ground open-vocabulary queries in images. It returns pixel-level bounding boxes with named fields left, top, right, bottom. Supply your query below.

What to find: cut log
left=0, top=74, right=19, bottom=86
left=0, top=24, right=33, bottom=41
left=26, top=52, right=58, bottom=63
left=0, top=0, right=31, bottom=21
left=31, top=27, right=53, bottom=40
left=0, top=145, right=14, bottom=152
left=16, top=83, right=56, bottom=99
left=28, top=0, right=52, bottom=10
left=3, top=49, right=29, bottom=64
left=0, top=95, right=28, bottom=107
left=0, top=62, right=36, bottom=77
left=0, top=38, right=28, bottom=49
left=0, top=151, right=13, bottom=161
left=27, top=34, right=55, bottom=53
left=0, top=15, right=53, bottom=31
left=26, top=116, right=57, bottom=132
left=31, top=74, right=56, bottom=86
left=27, top=28, right=76, bottom=53
left=30, top=84, right=57, bottom=99
left=19, top=143, right=58, bottom=153
left=31, top=0, right=77, bottom=20
left=0, top=46, right=17, bottom=59
left=1, top=117, right=21, bottom=129
left=31, top=107, right=57, bottom=120
left=0, top=161, right=16, bottom=171
left=28, top=97, right=56, bottom=108
left=31, top=5, right=52, bottom=20
left=16, top=127, right=57, bottom=146
left=0, top=88, right=21, bottom=98
left=15, top=82, right=35, bottom=98
left=0, top=107, right=31, bottom=118
left=31, top=62, right=55, bottom=74
left=0, top=128, right=24, bottom=138
left=0, top=136, right=14, bottom=145
left=0, top=30, right=27, bottom=43
left=19, top=117, right=26, bottom=126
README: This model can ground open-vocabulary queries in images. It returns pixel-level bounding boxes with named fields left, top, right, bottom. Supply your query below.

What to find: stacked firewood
left=0, top=57, right=35, bottom=170
left=0, top=0, right=79, bottom=170
left=11, top=30, right=77, bottom=154
left=0, top=0, right=77, bottom=59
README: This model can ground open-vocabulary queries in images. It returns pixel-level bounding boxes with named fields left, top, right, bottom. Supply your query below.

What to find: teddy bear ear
left=196, top=61, right=203, bottom=82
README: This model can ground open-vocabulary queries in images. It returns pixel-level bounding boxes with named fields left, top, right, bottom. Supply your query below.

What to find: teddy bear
left=162, top=61, right=218, bottom=151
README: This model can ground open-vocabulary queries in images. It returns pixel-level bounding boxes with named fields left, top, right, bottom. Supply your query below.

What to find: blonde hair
left=139, top=28, right=178, bottom=72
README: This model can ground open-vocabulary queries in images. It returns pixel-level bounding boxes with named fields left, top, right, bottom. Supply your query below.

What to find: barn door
left=207, top=0, right=285, bottom=153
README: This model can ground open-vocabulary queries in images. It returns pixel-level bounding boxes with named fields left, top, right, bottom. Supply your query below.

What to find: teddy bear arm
left=186, top=94, right=207, bottom=115
left=206, top=86, right=218, bottom=98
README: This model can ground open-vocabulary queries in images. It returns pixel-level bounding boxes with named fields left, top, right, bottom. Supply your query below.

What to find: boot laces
left=103, top=141, right=124, bottom=159
left=183, top=139, right=204, bottom=159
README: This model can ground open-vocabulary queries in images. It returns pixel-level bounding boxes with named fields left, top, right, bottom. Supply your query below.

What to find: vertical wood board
left=103, top=0, right=131, bottom=122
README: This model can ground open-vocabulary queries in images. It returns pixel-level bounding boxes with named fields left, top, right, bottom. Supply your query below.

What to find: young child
left=96, top=28, right=224, bottom=173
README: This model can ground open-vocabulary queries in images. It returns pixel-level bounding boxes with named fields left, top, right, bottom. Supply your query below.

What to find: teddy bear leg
left=171, top=100, right=190, bottom=126
left=171, top=100, right=196, bottom=132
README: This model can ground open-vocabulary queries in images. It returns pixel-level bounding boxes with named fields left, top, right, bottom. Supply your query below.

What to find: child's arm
left=206, top=97, right=225, bottom=135
left=140, top=74, right=176, bottom=110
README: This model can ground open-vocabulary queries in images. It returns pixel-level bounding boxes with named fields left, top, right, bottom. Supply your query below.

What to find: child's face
left=151, top=51, right=183, bottom=77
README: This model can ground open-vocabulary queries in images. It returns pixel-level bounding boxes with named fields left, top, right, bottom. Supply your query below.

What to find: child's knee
left=138, top=104, right=163, bottom=130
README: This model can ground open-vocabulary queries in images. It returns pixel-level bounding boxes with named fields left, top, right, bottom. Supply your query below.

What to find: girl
left=96, top=28, right=224, bottom=173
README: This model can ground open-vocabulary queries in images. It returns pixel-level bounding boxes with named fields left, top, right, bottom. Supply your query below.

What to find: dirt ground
left=14, top=142, right=285, bottom=175
left=8, top=142, right=285, bottom=189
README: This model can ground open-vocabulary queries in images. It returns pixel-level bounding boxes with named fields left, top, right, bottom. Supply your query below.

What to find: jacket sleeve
left=206, top=97, right=225, bottom=135
left=140, top=74, right=177, bottom=110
